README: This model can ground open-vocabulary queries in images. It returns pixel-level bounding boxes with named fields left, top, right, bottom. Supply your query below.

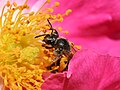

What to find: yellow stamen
left=47, top=0, right=51, bottom=3
left=13, top=2, right=17, bottom=7
left=58, top=26, right=62, bottom=31
left=65, top=9, right=72, bottom=16
left=0, top=0, right=78, bottom=89
left=75, top=45, right=82, bottom=50
left=54, top=2, right=60, bottom=7
left=63, top=31, right=69, bottom=34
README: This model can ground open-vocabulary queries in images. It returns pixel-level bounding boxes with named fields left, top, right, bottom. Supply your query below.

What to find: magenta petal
left=42, top=72, right=54, bottom=80
left=67, top=49, right=120, bottom=90
left=70, top=37, right=120, bottom=57
left=54, top=0, right=120, bottom=37
left=42, top=49, right=120, bottom=90
left=45, top=0, right=120, bottom=56
left=30, top=0, right=47, bottom=12
left=41, top=73, right=67, bottom=90
left=27, top=0, right=37, bottom=7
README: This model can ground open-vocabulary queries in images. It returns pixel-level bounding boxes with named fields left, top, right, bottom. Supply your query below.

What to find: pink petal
left=67, top=49, right=120, bottom=90
left=0, top=0, right=39, bottom=14
left=48, top=0, right=120, bottom=56
left=41, top=73, right=66, bottom=90
left=42, top=72, right=54, bottom=80
left=27, top=0, right=37, bottom=8
left=30, top=0, right=47, bottom=12
left=51, top=0, right=120, bottom=37
left=41, top=49, right=120, bottom=90
left=69, top=36, right=120, bottom=57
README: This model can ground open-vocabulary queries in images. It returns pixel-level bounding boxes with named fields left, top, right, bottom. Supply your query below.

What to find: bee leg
left=46, top=55, right=61, bottom=70
left=47, top=59, right=61, bottom=73
left=52, top=55, right=61, bottom=64
left=61, top=52, right=73, bottom=71
left=42, top=44, right=53, bottom=49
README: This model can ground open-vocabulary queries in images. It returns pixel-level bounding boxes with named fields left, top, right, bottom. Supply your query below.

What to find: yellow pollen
left=43, top=56, right=48, bottom=60
left=65, top=9, right=72, bottom=16
left=29, top=11, right=34, bottom=16
left=58, top=55, right=68, bottom=72
left=54, top=2, right=60, bottom=7
left=23, top=4, right=29, bottom=9
left=6, top=1, right=10, bottom=7
left=13, top=2, right=17, bottom=7
left=47, top=8, right=54, bottom=13
left=75, top=45, right=82, bottom=50
left=47, top=0, right=51, bottom=3
left=64, top=31, right=69, bottom=34
left=0, top=0, right=77, bottom=90
left=40, top=62, right=44, bottom=65
left=58, top=27, right=62, bottom=31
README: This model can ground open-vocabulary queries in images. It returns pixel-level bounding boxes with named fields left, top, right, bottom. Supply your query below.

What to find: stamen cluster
left=0, top=0, right=74, bottom=89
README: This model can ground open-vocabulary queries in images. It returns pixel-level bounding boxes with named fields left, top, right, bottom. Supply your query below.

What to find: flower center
left=0, top=0, right=79, bottom=90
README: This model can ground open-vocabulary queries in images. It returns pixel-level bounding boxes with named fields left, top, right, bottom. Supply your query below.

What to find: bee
left=35, top=19, right=76, bottom=72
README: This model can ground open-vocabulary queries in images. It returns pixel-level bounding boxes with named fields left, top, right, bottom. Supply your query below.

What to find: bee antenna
left=47, top=19, right=53, bottom=29
left=35, top=34, right=46, bottom=38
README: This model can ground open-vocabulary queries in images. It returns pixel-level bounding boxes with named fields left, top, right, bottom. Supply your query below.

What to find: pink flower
left=1, top=0, right=120, bottom=90
left=49, top=0, right=120, bottom=57
left=40, top=0, right=120, bottom=89
left=41, top=49, right=120, bottom=90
